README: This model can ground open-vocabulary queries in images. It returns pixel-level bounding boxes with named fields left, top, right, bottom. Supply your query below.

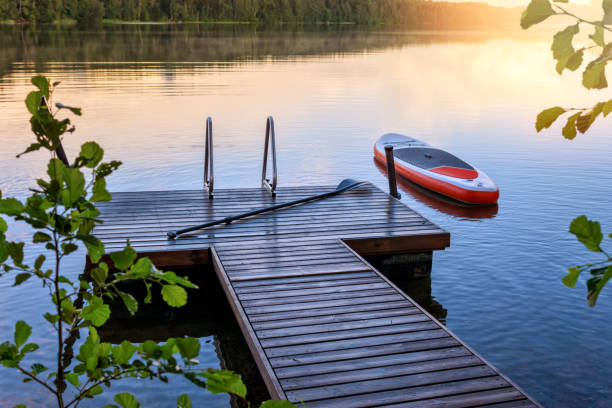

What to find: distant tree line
left=0, top=0, right=519, bottom=27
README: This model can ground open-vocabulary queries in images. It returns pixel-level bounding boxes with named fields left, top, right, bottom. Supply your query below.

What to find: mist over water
left=0, top=25, right=611, bottom=407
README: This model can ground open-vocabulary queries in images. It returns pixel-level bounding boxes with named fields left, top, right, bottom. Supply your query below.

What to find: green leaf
left=590, top=26, right=605, bottom=47
left=92, top=177, right=112, bottom=202
left=177, top=394, right=192, bottom=408
left=566, top=49, right=584, bottom=72
left=112, top=341, right=137, bottom=364
left=31, top=363, right=47, bottom=375
left=552, top=24, right=579, bottom=74
left=13, top=273, right=32, bottom=286
left=260, top=401, right=299, bottom=408
left=80, top=142, right=104, bottom=168
left=569, top=215, right=603, bottom=252
left=0, top=198, right=25, bottom=216
left=161, top=271, right=197, bottom=289
left=140, top=340, right=159, bottom=357
left=60, top=167, right=86, bottom=207
left=118, top=292, right=138, bottom=315
left=602, top=99, right=612, bottom=116
left=25, top=91, right=42, bottom=115
left=161, top=285, right=187, bottom=307
left=114, top=393, right=140, bottom=408
left=562, top=112, right=580, bottom=140
left=8, top=242, right=24, bottom=266
left=34, top=254, right=45, bottom=270
left=521, top=0, right=556, bottom=29
left=0, top=241, right=8, bottom=264
left=576, top=102, right=604, bottom=134
left=55, top=103, right=82, bottom=116
left=563, top=267, right=581, bottom=287
left=91, top=264, right=108, bottom=284
left=65, top=372, right=80, bottom=387
left=176, top=337, right=200, bottom=360
left=200, top=369, right=247, bottom=398
left=82, top=297, right=111, bottom=327
left=583, top=55, right=610, bottom=90
left=86, top=385, right=104, bottom=397
left=17, top=142, right=43, bottom=157
left=61, top=242, right=79, bottom=255
left=128, top=257, right=155, bottom=279
left=31, top=76, right=50, bottom=98
left=47, top=158, right=66, bottom=184
left=14, top=321, right=32, bottom=348
left=32, top=232, right=52, bottom=243
left=110, top=245, right=137, bottom=271
left=586, top=265, right=612, bottom=306
left=21, top=343, right=39, bottom=354
left=535, top=106, right=566, bottom=132
left=0, top=217, right=7, bottom=233
left=13, top=404, right=27, bottom=408
left=77, top=234, right=105, bottom=264
left=44, top=312, right=59, bottom=324
left=58, top=276, right=73, bottom=286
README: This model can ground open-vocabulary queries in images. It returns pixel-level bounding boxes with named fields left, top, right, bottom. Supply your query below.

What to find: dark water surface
left=1, top=25, right=611, bottom=407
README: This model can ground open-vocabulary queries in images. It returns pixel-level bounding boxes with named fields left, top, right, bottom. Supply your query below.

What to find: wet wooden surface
left=95, top=184, right=539, bottom=407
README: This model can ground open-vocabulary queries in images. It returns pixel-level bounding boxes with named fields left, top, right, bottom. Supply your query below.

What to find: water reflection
left=0, top=24, right=542, bottom=78
left=373, top=158, right=499, bottom=219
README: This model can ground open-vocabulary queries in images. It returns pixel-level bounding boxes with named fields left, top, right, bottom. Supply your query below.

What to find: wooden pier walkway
left=94, top=183, right=540, bottom=407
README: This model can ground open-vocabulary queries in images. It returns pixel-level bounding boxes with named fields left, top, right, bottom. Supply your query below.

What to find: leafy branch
left=521, top=0, right=612, bottom=305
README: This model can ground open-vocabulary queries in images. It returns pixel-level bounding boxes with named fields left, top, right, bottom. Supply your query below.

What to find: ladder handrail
left=204, top=117, right=214, bottom=199
left=261, top=116, right=277, bottom=196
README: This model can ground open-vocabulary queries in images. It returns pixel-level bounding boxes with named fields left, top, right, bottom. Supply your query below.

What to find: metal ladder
left=203, top=116, right=278, bottom=198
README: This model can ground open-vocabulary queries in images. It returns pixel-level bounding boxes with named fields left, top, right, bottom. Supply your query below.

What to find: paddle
left=167, top=179, right=367, bottom=239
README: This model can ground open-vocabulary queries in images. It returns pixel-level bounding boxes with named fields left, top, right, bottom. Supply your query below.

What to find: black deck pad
left=394, top=147, right=474, bottom=171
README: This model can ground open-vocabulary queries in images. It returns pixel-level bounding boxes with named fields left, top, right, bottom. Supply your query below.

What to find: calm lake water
left=1, top=25, right=611, bottom=407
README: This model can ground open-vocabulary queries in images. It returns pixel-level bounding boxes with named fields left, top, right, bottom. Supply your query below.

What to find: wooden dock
left=94, top=183, right=540, bottom=407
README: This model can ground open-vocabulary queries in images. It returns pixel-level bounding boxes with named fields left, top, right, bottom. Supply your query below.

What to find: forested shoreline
left=1, top=0, right=520, bottom=27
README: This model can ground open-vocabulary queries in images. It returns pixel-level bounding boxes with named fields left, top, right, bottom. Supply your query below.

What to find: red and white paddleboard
left=374, top=133, right=499, bottom=204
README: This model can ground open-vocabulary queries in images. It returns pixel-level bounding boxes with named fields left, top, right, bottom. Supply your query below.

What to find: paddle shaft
left=167, top=180, right=367, bottom=239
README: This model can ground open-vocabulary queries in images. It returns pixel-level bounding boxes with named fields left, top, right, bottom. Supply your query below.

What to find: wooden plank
left=256, top=314, right=429, bottom=338
left=233, top=271, right=376, bottom=288
left=95, top=219, right=436, bottom=243
left=299, top=377, right=512, bottom=407
left=234, top=276, right=383, bottom=294
left=285, top=365, right=497, bottom=402
left=98, top=200, right=405, bottom=219
left=239, top=288, right=396, bottom=307
left=275, top=347, right=473, bottom=379
left=228, top=265, right=373, bottom=282
left=250, top=307, right=419, bottom=330
left=238, top=282, right=391, bottom=300
left=225, top=257, right=366, bottom=272
left=367, top=388, right=527, bottom=408
left=267, top=333, right=456, bottom=363
left=101, top=229, right=448, bottom=252
left=244, top=294, right=405, bottom=314
left=97, top=196, right=396, bottom=218
left=96, top=209, right=423, bottom=231
left=248, top=300, right=411, bottom=322
left=209, top=248, right=285, bottom=399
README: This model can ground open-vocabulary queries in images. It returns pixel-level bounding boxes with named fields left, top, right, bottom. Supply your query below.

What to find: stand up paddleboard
left=374, top=133, right=499, bottom=204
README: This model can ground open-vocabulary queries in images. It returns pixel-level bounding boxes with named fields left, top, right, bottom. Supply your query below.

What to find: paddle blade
left=336, top=178, right=360, bottom=190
